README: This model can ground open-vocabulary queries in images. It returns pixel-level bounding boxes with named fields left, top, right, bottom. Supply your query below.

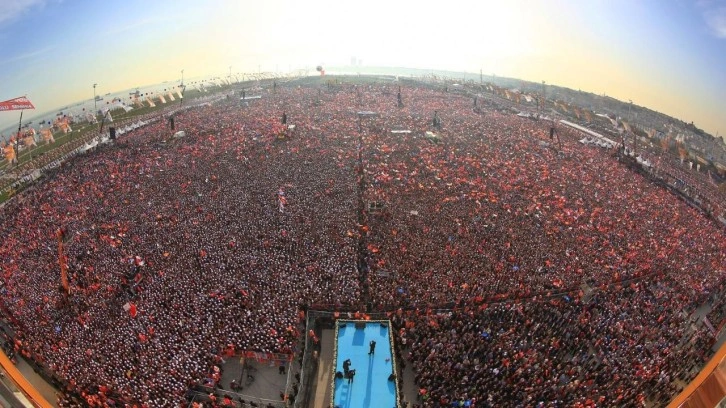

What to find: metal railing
left=187, top=387, right=287, bottom=408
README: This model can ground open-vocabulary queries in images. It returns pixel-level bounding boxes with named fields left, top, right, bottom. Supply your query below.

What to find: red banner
left=0, top=96, right=35, bottom=111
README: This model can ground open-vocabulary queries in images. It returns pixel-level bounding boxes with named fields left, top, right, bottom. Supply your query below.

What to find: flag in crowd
left=0, top=96, right=35, bottom=111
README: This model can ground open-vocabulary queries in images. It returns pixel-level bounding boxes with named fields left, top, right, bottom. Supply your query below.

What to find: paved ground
left=689, top=300, right=726, bottom=353
left=14, top=356, right=58, bottom=407
left=0, top=373, right=33, bottom=408
left=0, top=320, right=58, bottom=407
left=219, top=355, right=289, bottom=405
left=312, top=329, right=335, bottom=408
left=0, top=356, right=58, bottom=407
left=399, top=362, right=419, bottom=408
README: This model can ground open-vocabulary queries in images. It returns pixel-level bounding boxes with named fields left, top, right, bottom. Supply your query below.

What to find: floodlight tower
left=628, top=99, right=633, bottom=119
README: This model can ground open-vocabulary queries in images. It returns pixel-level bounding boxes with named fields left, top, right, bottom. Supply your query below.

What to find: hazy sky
left=1, top=0, right=725, bottom=136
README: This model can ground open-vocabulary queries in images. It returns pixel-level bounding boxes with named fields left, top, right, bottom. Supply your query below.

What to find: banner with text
left=0, top=96, right=35, bottom=111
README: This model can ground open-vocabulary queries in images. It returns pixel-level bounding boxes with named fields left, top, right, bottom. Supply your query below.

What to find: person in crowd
left=0, top=83, right=720, bottom=407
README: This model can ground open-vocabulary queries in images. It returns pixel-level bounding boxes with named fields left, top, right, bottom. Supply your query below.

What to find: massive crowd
left=359, top=93, right=724, bottom=308
left=389, top=273, right=719, bottom=407
left=0, top=82, right=722, bottom=407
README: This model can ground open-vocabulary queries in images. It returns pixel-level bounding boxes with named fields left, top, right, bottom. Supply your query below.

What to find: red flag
left=0, top=96, right=35, bottom=111
left=124, top=302, right=138, bottom=318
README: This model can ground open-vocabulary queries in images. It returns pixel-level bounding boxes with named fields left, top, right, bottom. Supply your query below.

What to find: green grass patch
left=0, top=125, right=91, bottom=171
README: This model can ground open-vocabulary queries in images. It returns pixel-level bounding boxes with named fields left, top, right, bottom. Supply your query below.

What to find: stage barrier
left=0, top=349, right=53, bottom=408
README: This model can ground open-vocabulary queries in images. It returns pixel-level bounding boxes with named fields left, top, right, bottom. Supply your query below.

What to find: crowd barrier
left=668, top=340, right=726, bottom=407
left=187, top=388, right=288, bottom=408
left=0, top=349, right=52, bottom=408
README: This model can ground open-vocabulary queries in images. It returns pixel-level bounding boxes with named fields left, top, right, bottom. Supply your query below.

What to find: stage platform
left=332, top=320, right=399, bottom=408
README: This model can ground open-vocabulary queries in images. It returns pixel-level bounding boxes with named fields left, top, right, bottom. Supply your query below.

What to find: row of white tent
left=80, top=91, right=229, bottom=152
left=579, top=137, right=616, bottom=149
left=78, top=119, right=153, bottom=153
left=623, top=147, right=653, bottom=168
left=116, top=120, right=151, bottom=137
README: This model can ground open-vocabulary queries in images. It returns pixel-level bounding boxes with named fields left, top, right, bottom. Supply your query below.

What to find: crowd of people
left=389, top=273, right=718, bottom=407
left=0, top=81, right=722, bottom=407
left=357, top=90, right=724, bottom=309
left=0, top=87, right=365, bottom=406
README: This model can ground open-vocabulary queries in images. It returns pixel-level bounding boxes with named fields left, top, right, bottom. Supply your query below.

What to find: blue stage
left=332, top=320, right=399, bottom=408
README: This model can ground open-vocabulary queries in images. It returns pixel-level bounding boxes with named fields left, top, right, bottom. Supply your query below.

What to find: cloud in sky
left=705, top=7, right=726, bottom=37
left=0, top=0, right=46, bottom=25
left=698, top=0, right=726, bottom=38
left=105, top=16, right=170, bottom=36
left=0, top=46, right=51, bottom=65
